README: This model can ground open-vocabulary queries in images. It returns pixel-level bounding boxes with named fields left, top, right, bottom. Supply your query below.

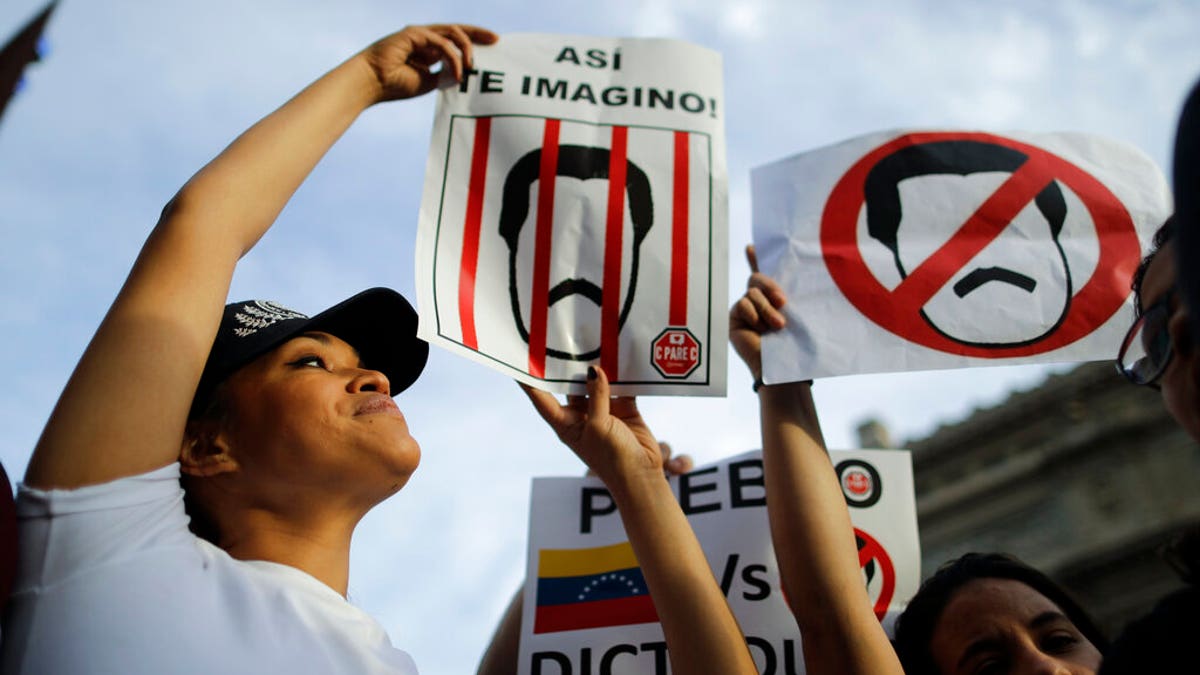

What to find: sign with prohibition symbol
left=414, top=34, right=729, bottom=396
left=520, top=449, right=921, bottom=673
left=854, top=527, right=896, bottom=621
left=821, top=132, right=1142, bottom=358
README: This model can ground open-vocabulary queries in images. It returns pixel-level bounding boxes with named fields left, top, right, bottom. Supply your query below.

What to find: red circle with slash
left=855, top=527, right=897, bottom=621
left=820, top=132, right=1141, bottom=357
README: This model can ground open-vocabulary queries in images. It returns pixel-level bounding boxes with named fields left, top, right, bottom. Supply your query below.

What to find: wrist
left=753, top=374, right=812, bottom=394
left=602, top=467, right=673, bottom=510
left=347, top=51, right=387, bottom=106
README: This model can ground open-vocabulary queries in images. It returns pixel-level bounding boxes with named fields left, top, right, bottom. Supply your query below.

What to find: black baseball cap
left=189, top=287, right=428, bottom=417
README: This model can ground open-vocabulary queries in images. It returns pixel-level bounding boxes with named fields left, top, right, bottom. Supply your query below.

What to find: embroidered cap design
left=232, top=300, right=307, bottom=338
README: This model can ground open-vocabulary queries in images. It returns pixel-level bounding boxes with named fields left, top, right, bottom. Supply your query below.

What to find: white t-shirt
left=1, top=464, right=418, bottom=674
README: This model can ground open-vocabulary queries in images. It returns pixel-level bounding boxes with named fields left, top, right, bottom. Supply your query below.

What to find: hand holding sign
left=520, top=369, right=759, bottom=675
left=361, top=25, right=498, bottom=101
left=522, top=367, right=664, bottom=492
left=729, top=245, right=787, bottom=382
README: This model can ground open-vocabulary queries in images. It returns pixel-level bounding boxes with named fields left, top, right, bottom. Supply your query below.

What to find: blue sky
left=2, top=1, right=1198, bottom=672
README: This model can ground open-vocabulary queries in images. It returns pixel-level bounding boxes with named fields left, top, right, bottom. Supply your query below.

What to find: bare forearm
left=27, top=52, right=382, bottom=488
left=609, top=475, right=757, bottom=675
left=759, top=382, right=902, bottom=675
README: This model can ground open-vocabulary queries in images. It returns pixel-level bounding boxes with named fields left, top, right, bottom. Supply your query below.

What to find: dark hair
left=180, top=382, right=232, bottom=545
left=1099, top=525, right=1200, bottom=674
left=1132, top=216, right=1177, bottom=316
left=864, top=140, right=1067, bottom=262
left=893, top=553, right=1108, bottom=675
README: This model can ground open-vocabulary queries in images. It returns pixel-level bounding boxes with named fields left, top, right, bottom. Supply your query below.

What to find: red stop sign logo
left=844, top=470, right=871, bottom=496
left=651, top=328, right=701, bottom=378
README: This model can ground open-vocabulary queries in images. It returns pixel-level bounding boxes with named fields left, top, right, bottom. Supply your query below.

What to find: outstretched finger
left=457, top=24, right=500, bottom=45
left=746, top=244, right=759, bottom=273
left=436, top=24, right=475, bottom=69
left=519, top=381, right=565, bottom=429
left=585, top=366, right=611, bottom=420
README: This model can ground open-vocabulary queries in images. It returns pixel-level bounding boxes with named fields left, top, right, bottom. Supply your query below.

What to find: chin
left=1163, top=383, right=1200, bottom=444
left=384, top=438, right=421, bottom=478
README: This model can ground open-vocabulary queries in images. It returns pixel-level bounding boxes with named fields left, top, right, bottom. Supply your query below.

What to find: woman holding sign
left=5, top=25, right=495, bottom=674
left=516, top=372, right=760, bottom=675
left=731, top=246, right=1106, bottom=675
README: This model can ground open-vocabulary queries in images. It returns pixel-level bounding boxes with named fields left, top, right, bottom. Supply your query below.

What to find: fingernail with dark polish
left=587, top=366, right=597, bottom=380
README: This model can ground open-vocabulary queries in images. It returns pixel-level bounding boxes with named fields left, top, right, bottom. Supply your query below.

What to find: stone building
left=900, top=362, right=1200, bottom=636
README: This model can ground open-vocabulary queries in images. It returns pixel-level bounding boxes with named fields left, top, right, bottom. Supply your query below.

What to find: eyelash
left=289, top=355, right=327, bottom=369
left=970, top=633, right=1080, bottom=674
left=1042, top=632, right=1079, bottom=653
left=975, top=658, right=1006, bottom=675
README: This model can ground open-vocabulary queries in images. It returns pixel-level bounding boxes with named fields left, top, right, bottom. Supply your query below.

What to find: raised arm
left=477, top=446, right=693, bottom=675
left=25, top=25, right=498, bottom=489
left=521, top=369, right=757, bottom=675
left=731, top=246, right=903, bottom=675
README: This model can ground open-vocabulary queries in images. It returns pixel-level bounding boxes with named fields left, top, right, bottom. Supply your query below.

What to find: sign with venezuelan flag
left=534, top=540, right=658, bottom=634
left=518, top=449, right=921, bottom=674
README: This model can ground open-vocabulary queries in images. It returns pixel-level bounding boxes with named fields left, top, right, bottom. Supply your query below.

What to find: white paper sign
left=416, top=35, right=728, bottom=396
left=518, top=449, right=920, bottom=675
left=751, top=130, right=1171, bottom=382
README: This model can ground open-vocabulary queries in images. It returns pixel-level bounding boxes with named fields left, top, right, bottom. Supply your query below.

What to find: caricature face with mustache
left=499, top=145, right=653, bottom=361
left=863, top=140, right=1073, bottom=348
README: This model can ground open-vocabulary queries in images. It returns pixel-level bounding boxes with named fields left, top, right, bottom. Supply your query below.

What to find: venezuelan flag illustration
left=533, top=540, right=659, bottom=634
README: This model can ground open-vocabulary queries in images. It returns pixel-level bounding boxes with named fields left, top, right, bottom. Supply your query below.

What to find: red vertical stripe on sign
left=458, top=117, right=491, bottom=349
left=528, top=119, right=561, bottom=378
left=670, top=131, right=690, bottom=326
left=601, top=126, right=628, bottom=379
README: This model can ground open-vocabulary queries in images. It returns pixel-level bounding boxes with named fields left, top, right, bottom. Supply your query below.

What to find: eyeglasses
left=1116, top=289, right=1175, bottom=387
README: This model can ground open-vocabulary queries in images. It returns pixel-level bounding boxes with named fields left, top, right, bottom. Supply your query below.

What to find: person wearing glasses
left=1103, top=212, right=1200, bottom=674
left=1117, top=216, right=1200, bottom=442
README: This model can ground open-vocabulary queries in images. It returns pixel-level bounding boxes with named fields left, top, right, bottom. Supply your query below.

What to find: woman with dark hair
left=730, top=246, right=1106, bottom=675
left=1103, top=211, right=1200, bottom=674
left=1118, top=215, right=1200, bottom=440
left=893, top=553, right=1105, bottom=675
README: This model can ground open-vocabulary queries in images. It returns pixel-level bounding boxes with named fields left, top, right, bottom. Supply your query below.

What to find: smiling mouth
left=953, top=266, right=1038, bottom=297
left=355, top=395, right=401, bottom=417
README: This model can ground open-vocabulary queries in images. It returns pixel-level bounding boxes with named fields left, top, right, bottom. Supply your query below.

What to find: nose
left=348, top=368, right=391, bottom=396
left=1024, top=652, right=1076, bottom=675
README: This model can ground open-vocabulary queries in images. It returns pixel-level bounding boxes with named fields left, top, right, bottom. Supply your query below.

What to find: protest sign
left=416, top=35, right=728, bottom=396
left=518, top=449, right=920, bottom=675
left=751, top=131, right=1171, bottom=382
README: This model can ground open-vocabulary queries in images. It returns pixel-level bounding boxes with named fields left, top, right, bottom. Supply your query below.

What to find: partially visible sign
left=416, top=34, right=728, bottom=396
left=751, top=130, right=1171, bottom=382
left=517, top=449, right=920, bottom=674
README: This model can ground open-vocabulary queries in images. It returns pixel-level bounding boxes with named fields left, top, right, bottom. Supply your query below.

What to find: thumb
left=746, top=244, right=759, bottom=273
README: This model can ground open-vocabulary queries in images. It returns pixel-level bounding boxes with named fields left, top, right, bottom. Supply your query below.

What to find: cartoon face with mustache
left=863, top=140, right=1073, bottom=348
left=499, top=145, right=653, bottom=361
